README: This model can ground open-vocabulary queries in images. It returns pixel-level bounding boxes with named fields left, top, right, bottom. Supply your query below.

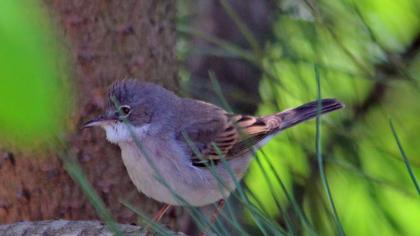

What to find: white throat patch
left=102, top=122, right=150, bottom=144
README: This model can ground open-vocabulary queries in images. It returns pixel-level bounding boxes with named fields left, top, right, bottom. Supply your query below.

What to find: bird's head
left=83, top=79, right=176, bottom=144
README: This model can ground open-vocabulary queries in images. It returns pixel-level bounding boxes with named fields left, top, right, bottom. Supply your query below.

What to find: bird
left=83, top=79, right=343, bottom=224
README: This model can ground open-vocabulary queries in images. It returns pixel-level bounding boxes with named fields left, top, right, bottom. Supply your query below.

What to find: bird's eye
left=119, top=105, right=131, bottom=117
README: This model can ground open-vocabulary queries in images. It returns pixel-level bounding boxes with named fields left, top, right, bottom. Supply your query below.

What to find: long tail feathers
left=265, top=98, right=344, bottom=131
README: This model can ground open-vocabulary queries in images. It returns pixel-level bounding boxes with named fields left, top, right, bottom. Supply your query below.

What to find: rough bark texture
left=0, top=0, right=177, bottom=226
left=186, top=0, right=275, bottom=114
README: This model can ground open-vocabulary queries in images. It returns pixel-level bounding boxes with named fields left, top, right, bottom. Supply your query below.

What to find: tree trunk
left=0, top=0, right=177, bottom=225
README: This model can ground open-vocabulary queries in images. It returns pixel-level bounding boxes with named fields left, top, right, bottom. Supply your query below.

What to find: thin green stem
left=315, top=65, right=345, bottom=236
left=218, top=0, right=262, bottom=57
left=178, top=25, right=256, bottom=63
left=59, top=151, right=123, bottom=236
left=121, top=201, right=175, bottom=236
left=389, top=119, right=420, bottom=194
left=209, top=71, right=234, bottom=112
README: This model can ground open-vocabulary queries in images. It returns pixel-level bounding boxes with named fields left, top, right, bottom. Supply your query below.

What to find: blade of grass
left=251, top=151, right=298, bottom=236
left=178, top=25, right=256, bottom=63
left=193, top=138, right=290, bottom=235
left=242, top=185, right=288, bottom=236
left=314, top=64, right=345, bottom=236
left=212, top=144, right=287, bottom=235
left=121, top=201, right=176, bottom=236
left=58, top=151, right=123, bottom=236
left=258, top=150, right=318, bottom=236
left=218, top=0, right=261, bottom=57
left=209, top=71, right=234, bottom=112
left=389, top=119, right=420, bottom=194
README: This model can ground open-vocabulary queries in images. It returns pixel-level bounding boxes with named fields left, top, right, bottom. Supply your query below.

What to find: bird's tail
left=264, top=98, right=344, bottom=131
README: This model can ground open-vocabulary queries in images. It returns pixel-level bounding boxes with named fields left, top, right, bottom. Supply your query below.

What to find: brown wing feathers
left=270, top=98, right=343, bottom=131
left=224, top=115, right=271, bottom=156
left=189, top=98, right=343, bottom=167
left=191, top=115, right=271, bottom=166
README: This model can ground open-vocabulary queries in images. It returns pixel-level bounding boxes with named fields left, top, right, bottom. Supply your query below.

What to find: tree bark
left=0, top=0, right=177, bottom=225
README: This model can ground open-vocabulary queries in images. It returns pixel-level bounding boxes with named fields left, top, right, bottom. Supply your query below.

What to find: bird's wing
left=177, top=98, right=344, bottom=167
left=176, top=101, right=277, bottom=167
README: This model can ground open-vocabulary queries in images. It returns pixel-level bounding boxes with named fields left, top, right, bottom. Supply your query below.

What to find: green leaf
left=0, top=1, right=70, bottom=147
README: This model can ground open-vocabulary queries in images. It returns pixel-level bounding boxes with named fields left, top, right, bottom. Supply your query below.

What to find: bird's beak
left=82, top=111, right=117, bottom=129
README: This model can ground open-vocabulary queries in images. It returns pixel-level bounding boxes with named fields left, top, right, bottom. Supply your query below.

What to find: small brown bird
left=83, top=79, right=343, bottom=223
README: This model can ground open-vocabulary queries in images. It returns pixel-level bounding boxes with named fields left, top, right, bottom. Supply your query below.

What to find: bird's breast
left=117, top=140, right=242, bottom=207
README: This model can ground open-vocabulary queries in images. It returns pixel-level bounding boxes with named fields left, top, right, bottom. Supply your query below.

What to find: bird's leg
left=153, top=204, right=172, bottom=222
left=145, top=204, right=172, bottom=236
left=199, top=199, right=225, bottom=236
left=210, top=199, right=225, bottom=225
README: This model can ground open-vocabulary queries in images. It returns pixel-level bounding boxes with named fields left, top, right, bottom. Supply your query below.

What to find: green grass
left=58, top=149, right=123, bottom=236
left=389, top=119, right=420, bottom=195
left=315, top=65, right=345, bottom=236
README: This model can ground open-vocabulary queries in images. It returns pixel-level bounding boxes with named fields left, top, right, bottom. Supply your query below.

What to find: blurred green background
left=0, top=1, right=69, bottom=148
left=178, top=0, right=420, bottom=235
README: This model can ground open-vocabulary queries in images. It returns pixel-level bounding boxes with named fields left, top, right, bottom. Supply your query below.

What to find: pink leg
left=145, top=204, right=172, bottom=236
left=153, top=204, right=172, bottom=222
left=199, top=199, right=225, bottom=236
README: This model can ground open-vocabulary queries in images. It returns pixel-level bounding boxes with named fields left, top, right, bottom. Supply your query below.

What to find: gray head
left=83, top=79, right=178, bottom=143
